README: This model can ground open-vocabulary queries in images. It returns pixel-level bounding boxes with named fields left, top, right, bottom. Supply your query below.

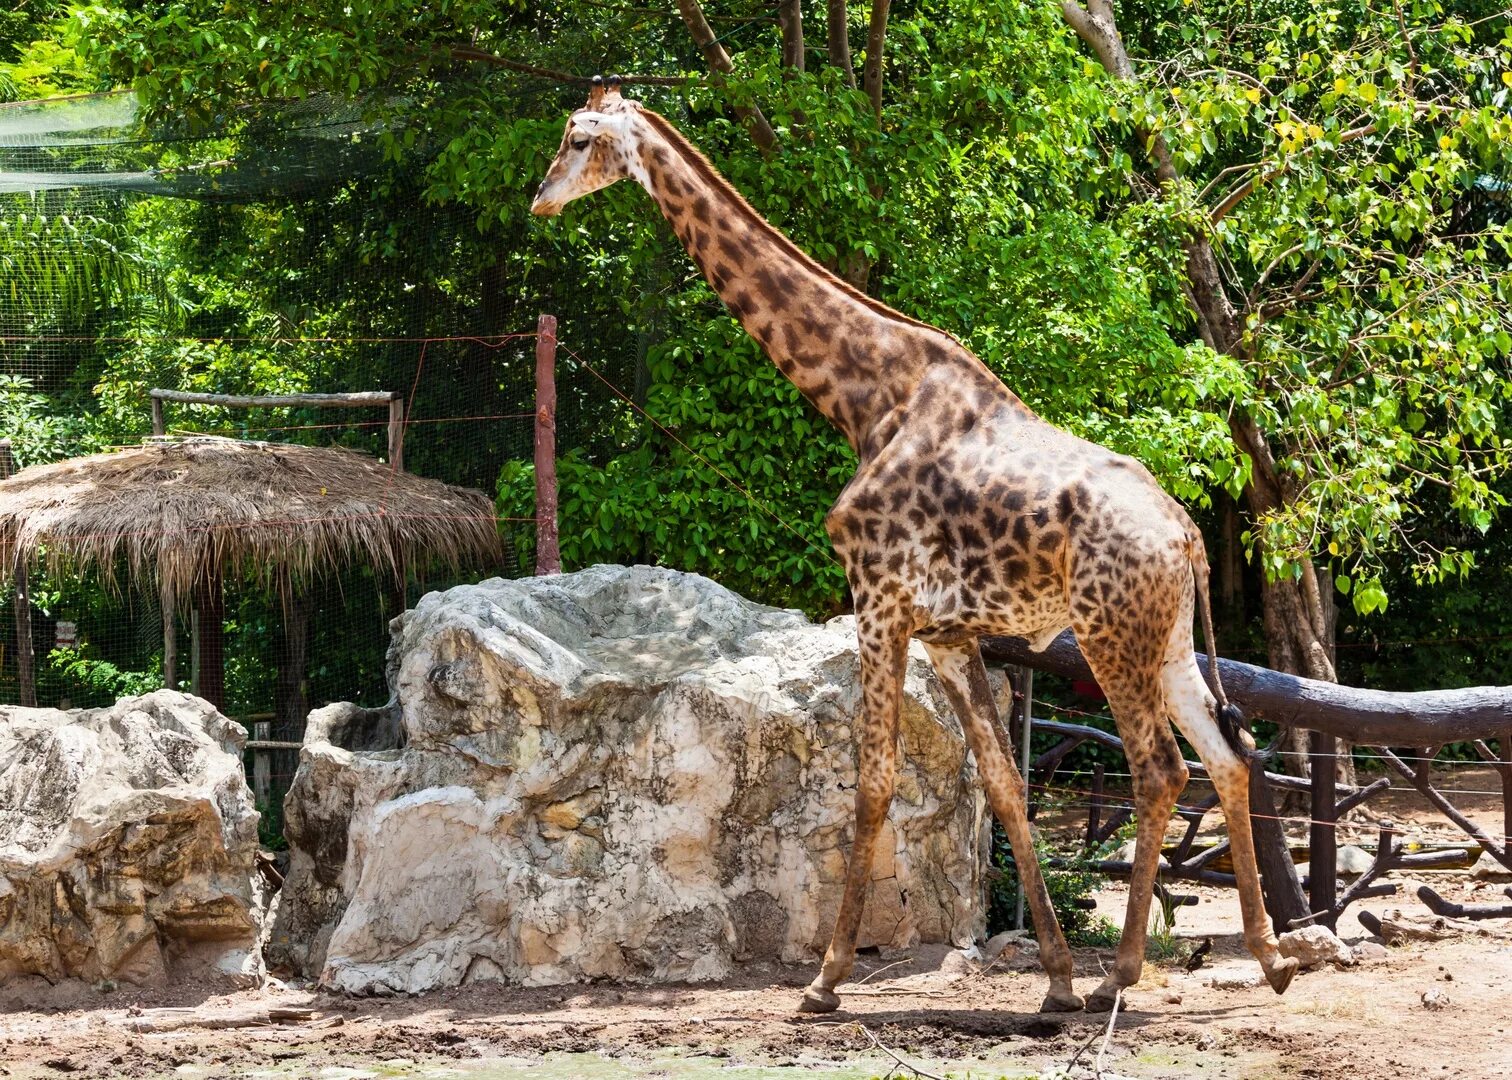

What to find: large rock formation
left=269, top=565, right=988, bottom=994
left=0, top=691, right=263, bottom=986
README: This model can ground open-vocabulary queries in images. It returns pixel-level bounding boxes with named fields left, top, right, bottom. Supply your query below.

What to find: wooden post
left=151, top=396, right=165, bottom=436
left=1309, top=730, right=1338, bottom=928
left=1087, top=762, right=1105, bottom=851
left=1249, top=760, right=1310, bottom=929
left=1501, top=733, right=1512, bottom=851
left=190, top=608, right=201, bottom=697
left=387, top=394, right=405, bottom=472
left=534, top=313, right=561, bottom=576
left=0, top=440, right=34, bottom=707
left=160, top=579, right=176, bottom=690
left=193, top=566, right=226, bottom=711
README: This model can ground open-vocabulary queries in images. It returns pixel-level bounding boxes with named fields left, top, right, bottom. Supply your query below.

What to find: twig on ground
left=1063, top=1017, right=1107, bottom=1075
left=1093, top=989, right=1124, bottom=1078
left=843, top=987, right=944, bottom=997
left=854, top=957, right=915, bottom=984
left=855, top=1023, right=948, bottom=1080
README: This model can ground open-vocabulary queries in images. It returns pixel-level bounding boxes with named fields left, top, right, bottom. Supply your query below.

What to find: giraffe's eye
left=571, top=136, right=591, bottom=151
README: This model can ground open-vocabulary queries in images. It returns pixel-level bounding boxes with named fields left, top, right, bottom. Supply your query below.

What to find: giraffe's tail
left=1189, top=536, right=1259, bottom=763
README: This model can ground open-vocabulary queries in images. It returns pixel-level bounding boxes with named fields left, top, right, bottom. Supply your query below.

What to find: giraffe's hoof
left=1265, top=956, right=1300, bottom=996
left=1039, top=990, right=1085, bottom=1013
left=1084, top=984, right=1123, bottom=1013
left=798, top=985, right=840, bottom=1014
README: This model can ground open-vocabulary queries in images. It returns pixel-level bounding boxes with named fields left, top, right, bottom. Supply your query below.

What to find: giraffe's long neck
left=628, top=112, right=960, bottom=456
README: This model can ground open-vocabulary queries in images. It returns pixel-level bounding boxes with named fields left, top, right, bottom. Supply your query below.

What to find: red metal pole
left=534, top=313, right=561, bottom=576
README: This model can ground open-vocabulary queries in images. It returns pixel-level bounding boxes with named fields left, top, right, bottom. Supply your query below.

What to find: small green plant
left=987, top=822, right=1120, bottom=946
left=255, top=797, right=288, bottom=851
left=1147, top=883, right=1182, bottom=961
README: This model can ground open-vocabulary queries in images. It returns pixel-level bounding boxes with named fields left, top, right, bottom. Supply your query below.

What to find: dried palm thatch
left=0, top=436, right=502, bottom=604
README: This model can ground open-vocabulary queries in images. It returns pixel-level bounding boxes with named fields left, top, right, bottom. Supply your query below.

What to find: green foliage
left=47, top=645, right=161, bottom=707
left=7, top=1, right=1512, bottom=690
left=1107, top=0, right=1512, bottom=610
left=0, top=375, right=87, bottom=466
left=255, top=797, right=289, bottom=851
left=987, top=823, right=1120, bottom=947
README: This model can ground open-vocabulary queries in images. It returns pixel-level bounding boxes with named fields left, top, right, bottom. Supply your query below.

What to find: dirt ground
left=4, top=765, right=1511, bottom=1080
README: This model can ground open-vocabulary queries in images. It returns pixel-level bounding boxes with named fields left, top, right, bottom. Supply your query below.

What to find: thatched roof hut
left=0, top=436, right=503, bottom=708
left=0, top=436, right=500, bottom=602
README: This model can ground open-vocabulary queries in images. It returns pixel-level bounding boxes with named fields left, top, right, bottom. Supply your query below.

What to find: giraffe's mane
left=637, top=108, right=967, bottom=352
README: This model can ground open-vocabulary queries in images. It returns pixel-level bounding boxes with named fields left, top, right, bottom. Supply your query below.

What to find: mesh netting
left=0, top=89, right=642, bottom=832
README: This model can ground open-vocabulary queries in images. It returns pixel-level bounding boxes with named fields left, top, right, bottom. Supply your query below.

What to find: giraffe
left=532, top=76, right=1299, bottom=1014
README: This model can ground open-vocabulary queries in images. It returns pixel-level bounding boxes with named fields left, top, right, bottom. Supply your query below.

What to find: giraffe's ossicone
left=533, top=76, right=1299, bottom=1014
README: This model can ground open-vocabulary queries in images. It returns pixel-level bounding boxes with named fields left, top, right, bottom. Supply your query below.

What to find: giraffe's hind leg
left=1075, top=652, right=1190, bottom=1012
left=924, top=640, right=1083, bottom=1013
left=1162, top=651, right=1297, bottom=995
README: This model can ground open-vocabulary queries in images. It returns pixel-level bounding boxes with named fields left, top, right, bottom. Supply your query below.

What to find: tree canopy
left=3, top=0, right=1511, bottom=705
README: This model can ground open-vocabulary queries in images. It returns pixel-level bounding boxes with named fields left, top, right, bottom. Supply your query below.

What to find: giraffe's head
left=531, top=76, right=642, bottom=217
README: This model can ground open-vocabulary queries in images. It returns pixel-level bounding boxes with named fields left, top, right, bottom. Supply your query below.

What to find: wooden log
left=1086, top=859, right=1236, bottom=888
left=1358, top=907, right=1467, bottom=944
left=1169, top=792, right=1221, bottom=865
left=117, top=1005, right=325, bottom=1034
left=150, top=389, right=399, bottom=408
left=982, top=631, right=1512, bottom=745
left=1249, top=756, right=1310, bottom=929
left=534, top=313, right=561, bottom=576
left=1327, top=822, right=1402, bottom=922
left=1416, top=885, right=1512, bottom=921
left=1085, top=763, right=1103, bottom=850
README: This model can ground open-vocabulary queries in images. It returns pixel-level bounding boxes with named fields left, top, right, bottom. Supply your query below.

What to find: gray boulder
left=0, top=691, right=262, bottom=986
left=268, top=565, right=987, bottom=994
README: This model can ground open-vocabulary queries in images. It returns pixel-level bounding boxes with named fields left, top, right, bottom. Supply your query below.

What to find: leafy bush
left=987, top=821, right=1121, bottom=947
left=47, top=645, right=161, bottom=707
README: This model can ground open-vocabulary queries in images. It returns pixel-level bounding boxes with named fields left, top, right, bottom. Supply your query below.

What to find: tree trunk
left=862, top=0, right=890, bottom=119
left=779, top=0, right=805, bottom=73
left=275, top=587, right=310, bottom=742
left=193, top=567, right=226, bottom=712
left=1059, top=0, right=1326, bottom=927
left=827, top=0, right=856, bottom=86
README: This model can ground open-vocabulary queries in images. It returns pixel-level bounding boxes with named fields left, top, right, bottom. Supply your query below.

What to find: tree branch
left=675, top=0, right=778, bottom=152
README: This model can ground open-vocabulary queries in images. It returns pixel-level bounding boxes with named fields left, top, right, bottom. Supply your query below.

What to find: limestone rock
left=272, top=566, right=988, bottom=994
left=0, top=691, right=262, bottom=986
left=1278, top=925, right=1355, bottom=969
left=1207, top=966, right=1264, bottom=990
left=1353, top=939, right=1390, bottom=963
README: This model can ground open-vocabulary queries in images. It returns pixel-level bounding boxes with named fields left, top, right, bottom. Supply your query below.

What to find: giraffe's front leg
left=798, top=606, right=910, bottom=1014
left=924, top=640, right=1083, bottom=1013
